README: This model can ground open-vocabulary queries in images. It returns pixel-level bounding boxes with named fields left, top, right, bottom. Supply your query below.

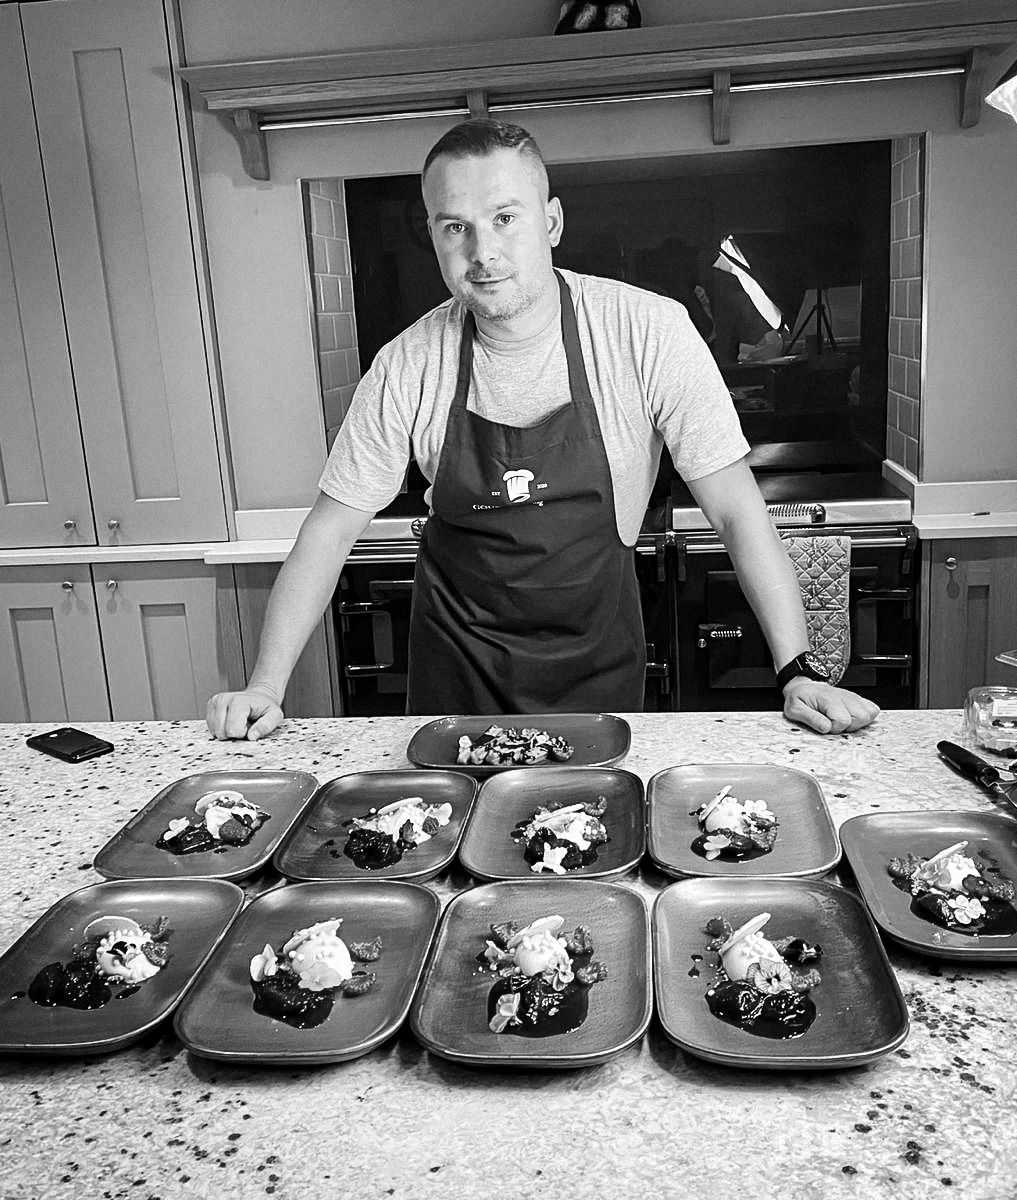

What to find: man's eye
left=445, top=222, right=465, bottom=235
left=495, top=213, right=515, bottom=226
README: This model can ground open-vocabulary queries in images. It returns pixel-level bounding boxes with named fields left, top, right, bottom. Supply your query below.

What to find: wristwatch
left=775, top=651, right=832, bottom=692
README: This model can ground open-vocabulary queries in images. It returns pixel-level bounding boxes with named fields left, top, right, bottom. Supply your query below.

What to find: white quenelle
left=506, top=915, right=573, bottom=982
left=354, top=797, right=453, bottom=844
left=700, top=785, right=774, bottom=835
left=716, top=913, right=782, bottom=982
left=917, top=841, right=980, bottom=893
left=94, top=923, right=162, bottom=984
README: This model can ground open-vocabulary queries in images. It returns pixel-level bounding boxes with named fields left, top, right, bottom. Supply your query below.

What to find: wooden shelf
left=178, top=1, right=1017, bottom=179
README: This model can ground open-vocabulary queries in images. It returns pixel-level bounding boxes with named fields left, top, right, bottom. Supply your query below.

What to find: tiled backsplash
left=886, top=134, right=924, bottom=477
left=305, top=180, right=361, bottom=437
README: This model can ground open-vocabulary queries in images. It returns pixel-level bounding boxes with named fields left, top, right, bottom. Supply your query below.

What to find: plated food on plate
left=250, top=918, right=382, bottom=1029
left=336, top=795, right=453, bottom=870
left=887, top=841, right=1017, bottom=936
left=510, top=795, right=609, bottom=875
left=702, top=912, right=822, bottom=1040
left=156, top=789, right=270, bottom=856
left=478, top=914, right=608, bottom=1036
left=27, top=914, right=172, bottom=1011
left=689, top=784, right=778, bottom=862
left=457, top=725, right=575, bottom=767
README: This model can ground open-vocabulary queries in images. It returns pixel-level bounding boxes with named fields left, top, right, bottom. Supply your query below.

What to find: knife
left=937, top=741, right=1017, bottom=805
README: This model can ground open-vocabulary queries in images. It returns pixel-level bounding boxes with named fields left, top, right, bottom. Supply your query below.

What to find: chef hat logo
left=503, top=469, right=535, bottom=503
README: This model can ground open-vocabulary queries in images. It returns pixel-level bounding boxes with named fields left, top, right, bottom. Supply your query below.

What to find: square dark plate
left=840, top=810, right=1017, bottom=960
left=409, top=878, right=651, bottom=1068
left=174, top=880, right=440, bottom=1065
left=653, top=877, right=909, bottom=1069
left=0, top=878, right=244, bottom=1056
left=647, top=763, right=840, bottom=879
left=406, top=714, right=631, bottom=777
left=93, top=770, right=319, bottom=883
left=272, top=770, right=478, bottom=882
left=458, top=767, right=645, bottom=881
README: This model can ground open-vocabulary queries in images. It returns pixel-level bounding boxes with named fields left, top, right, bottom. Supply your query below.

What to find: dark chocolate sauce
left=251, top=972, right=336, bottom=1029
left=907, top=894, right=1017, bottom=937
left=706, top=978, right=816, bottom=1039
left=516, top=829, right=601, bottom=872
left=487, top=974, right=591, bottom=1038
left=28, top=960, right=114, bottom=1010
left=690, top=834, right=770, bottom=863
left=341, top=826, right=406, bottom=869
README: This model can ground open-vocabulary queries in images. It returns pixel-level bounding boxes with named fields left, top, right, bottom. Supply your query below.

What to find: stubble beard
left=454, top=270, right=552, bottom=323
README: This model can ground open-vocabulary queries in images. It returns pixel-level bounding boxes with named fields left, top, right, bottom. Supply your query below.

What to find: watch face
left=803, top=652, right=832, bottom=680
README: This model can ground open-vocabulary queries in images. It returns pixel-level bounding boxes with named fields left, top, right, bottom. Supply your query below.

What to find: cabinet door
left=234, top=564, right=336, bottom=717
left=96, top=562, right=244, bottom=720
left=923, top=538, right=1017, bottom=707
left=20, top=0, right=228, bottom=545
left=0, top=566, right=110, bottom=722
left=0, top=9, right=95, bottom=549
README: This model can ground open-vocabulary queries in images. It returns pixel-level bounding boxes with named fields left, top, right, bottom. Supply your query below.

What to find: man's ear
left=546, top=196, right=564, bottom=248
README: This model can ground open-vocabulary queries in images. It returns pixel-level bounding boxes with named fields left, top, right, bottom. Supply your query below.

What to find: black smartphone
left=26, top=727, right=114, bottom=763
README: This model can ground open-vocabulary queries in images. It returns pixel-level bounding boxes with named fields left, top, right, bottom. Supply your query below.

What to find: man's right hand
left=206, top=685, right=284, bottom=741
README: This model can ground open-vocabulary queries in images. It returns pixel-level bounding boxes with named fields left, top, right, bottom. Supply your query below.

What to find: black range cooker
left=331, top=467, right=917, bottom=715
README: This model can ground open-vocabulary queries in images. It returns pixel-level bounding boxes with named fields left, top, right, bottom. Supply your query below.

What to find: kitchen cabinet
left=0, top=8, right=94, bottom=549
left=0, top=566, right=110, bottom=723
left=920, top=537, right=1017, bottom=707
left=96, top=562, right=244, bottom=720
left=2, top=0, right=228, bottom=549
left=234, top=564, right=337, bottom=717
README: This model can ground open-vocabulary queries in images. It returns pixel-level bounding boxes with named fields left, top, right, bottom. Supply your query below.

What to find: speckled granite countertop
left=1, top=712, right=1015, bottom=1200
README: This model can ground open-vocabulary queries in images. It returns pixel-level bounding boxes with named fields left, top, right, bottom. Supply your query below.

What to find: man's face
left=422, top=147, right=563, bottom=322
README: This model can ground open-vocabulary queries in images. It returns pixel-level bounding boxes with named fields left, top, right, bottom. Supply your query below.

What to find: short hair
left=421, top=118, right=549, bottom=193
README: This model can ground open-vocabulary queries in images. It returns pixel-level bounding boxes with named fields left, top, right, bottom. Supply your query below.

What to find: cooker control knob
left=411, top=518, right=427, bottom=539
left=944, top=556, right=958, bottom=571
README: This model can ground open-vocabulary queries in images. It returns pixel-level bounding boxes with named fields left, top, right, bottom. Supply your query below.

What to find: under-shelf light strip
left=258, top=66, right=964, bottom=131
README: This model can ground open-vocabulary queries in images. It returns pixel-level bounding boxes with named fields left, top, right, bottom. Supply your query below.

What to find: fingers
left=783, top=685, right=881, bottom=734
left=205, top=691, right=284, bottom=740
left=247, top=705, right=283, bottom=741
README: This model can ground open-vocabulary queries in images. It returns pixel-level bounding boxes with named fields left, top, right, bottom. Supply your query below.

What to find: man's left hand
left=782, top=678, right=880, bottom=734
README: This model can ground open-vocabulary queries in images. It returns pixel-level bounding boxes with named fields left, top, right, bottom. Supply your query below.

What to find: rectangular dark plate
left=272, top=770, right=478, bottom=883
left=409, top=878, right=650, bottom=1068
left=647, top=763, right=840, bottom=879
left=840, top=810, right=1017, bottom=961
left=92, top=770, right=319, bottom=883
left=0, top=878, right=244, bottom=1056
left=406, top=714, right=631, bottom=777
left=653, top=877, right=909, bottom=1070
left=174, top=880, right=439, bottom=1065
left=458, top=767, right=645, bottom=882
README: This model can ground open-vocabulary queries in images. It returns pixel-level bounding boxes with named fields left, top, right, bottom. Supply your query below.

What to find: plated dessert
left=336, top=795, right=453, bottom=870
left=478, top=914, right=607, bottom=1036
left=887, top=841, right=1017, bottom=936
left=457, top=726, right=575, bottom=767
left=703, top=912, right=822, bottom=1040
left=690, top=784, right=778, bottom=862
left=249, top=918, right=382, bottom=1029
left=156, top=789, right=270, bottom=856
left=27, top=914, right=172, bottom=1010
left=510, top=796, right=609, bottom=874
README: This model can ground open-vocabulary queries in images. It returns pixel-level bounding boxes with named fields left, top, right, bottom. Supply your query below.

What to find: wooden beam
left=712, top=69, right=731, bottom=144
left=231, top=109, right=269, bottom=180
left=466, top=88, right=489, bottom=118
left=961, top=45, right=993, bottom=126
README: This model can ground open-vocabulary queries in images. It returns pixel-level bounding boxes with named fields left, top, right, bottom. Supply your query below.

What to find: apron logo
left=502, top=469, right=535, bottom=503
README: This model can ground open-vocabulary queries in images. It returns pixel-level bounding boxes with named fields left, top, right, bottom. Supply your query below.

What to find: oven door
left=675, top=525, right=917, bottom=710
left=333, top=532, right=677, bottom=715
left=333, top=541, right=416, bottom=716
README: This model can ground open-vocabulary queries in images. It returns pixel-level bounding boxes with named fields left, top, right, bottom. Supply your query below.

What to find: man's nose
left=468, top=225, right=498, bottom=263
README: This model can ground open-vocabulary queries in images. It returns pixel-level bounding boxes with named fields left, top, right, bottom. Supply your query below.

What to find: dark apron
left=407, top=271, right=645, bottom=715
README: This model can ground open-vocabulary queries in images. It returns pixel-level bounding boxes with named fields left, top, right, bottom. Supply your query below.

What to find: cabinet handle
left=944, top=556, right=958, bottom=571
left=105, top=579, right=118, bottom=591
left=61, top=580, right=74, bottom=591
left=107, top=518, right=120, bottom=531
left=63, top=519, right=77, bottom=531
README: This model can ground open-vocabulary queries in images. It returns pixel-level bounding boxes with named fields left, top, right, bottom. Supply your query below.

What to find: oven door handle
left=852, top=653, right=912, bottom=667
left=682, top=535, right=910, bottom=553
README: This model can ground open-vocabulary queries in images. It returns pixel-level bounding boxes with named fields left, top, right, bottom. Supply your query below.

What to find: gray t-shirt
left=319, top=269, right=749, bottom=545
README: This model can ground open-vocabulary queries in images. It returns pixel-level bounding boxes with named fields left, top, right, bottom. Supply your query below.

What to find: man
left=207, top=119, right=878, bottom=740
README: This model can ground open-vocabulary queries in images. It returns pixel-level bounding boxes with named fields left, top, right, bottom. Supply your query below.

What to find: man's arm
left=685, top=457, right=879, bottom=734
left=206, top=493, right=375, bottom=740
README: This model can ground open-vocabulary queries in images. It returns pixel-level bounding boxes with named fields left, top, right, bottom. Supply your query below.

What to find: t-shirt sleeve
left=646, top=299, right=750, bottom=481
left=317, top=353, right=414, bottom=512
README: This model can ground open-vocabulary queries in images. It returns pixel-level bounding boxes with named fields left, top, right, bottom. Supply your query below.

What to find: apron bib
left=407, top=271, right=645, bottom=714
